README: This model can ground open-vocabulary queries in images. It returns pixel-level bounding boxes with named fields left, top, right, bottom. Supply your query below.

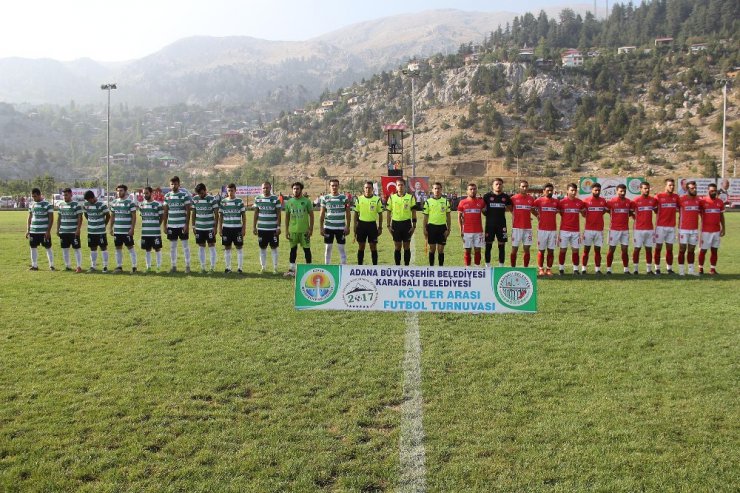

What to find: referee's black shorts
left=426, top=224, right=447, bottom=245
left=391, top=220, right=413, bottom=242
left=355, top=220, right=379, bottom=244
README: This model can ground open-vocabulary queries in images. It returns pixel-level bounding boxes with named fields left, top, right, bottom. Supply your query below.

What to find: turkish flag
left=381, top=176, right=398, bottom=199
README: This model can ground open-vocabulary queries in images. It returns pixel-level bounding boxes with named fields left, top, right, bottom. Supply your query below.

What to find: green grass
left=0, top=211, right=738, bottom=491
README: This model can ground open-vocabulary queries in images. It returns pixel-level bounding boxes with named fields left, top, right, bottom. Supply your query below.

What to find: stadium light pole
left=402, top=68, right=419, bottom=177
left=101, top=83, right=117, bottom=206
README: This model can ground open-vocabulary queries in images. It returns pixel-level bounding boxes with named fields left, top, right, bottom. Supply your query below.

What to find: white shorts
left=583, top=230, right=603, bottom=247
left=679, top=229, right=699, bottom=246
left=559, top=231, right=581, bottom=249
left=537, top=230, right=557, bottom=250
left=608, top=230, right=630, bottom=247
left=511, top=228, right=533, bottom=247
left=654, top=226, right=676, bottom=244
left=633, top=230, right=654, bottom=248
left=701, top=232, right=721, bottom=249
left=463, top=232, right=485, bottom=249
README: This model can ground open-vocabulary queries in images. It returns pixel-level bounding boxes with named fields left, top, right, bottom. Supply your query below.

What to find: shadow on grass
left=538, top=273, right=740, bottom=281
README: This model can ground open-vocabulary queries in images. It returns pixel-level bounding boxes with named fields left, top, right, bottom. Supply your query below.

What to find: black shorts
left=87, top=234, right=108, bottom=250
left=323, top=228, right=346, bottom=245
left=194, top=229, right=216, bottom=245
left=29, top=233, right=51, bottom=249
left=114, top=234, right=135, bottom=248
left=222, top=227, right=244, bottom=248
left=391, top=220, right=413, bottom=242
left=258, top=230, right=279, bottom=249
left=485, top=225, right=508, bottom=243
left=426, top=224, right=448, bottom=245
left=140, top=236, right=163, bottom=250
left=355, top=221, right=379, bottom=244
left=166, top=227, right=189, bottom=241
left=59, top=233, right=81, bottom=249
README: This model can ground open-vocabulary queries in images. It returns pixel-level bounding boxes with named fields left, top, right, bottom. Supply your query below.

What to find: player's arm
left=720, top=211, right=726, bottom=237
left=162, top=202, right=169, bottom=233
left=458, top=207, right=464, bottom=237
left=252, top=204, right=259, bottom=235
left=352, top=207, right=359, bottom=238
left=276, top=200, right=282, bottom=232
left=377, top=200, right=383, bottom=236
left=183, top=203, right=192, bottom=233
left=308, top=203, right=315, bottom=238
left=285, top=207, right=292, bottom=239
left=76, top=208, right=82, bottom=235
left=26, top=210, right=32, bottom=238
left=422, top=203, right=429, bottom=238
left=129, top=207, right=136, bottom=236
left=386, top=200, right=393, bottom=231
left=46, top=209, right=53, bottom=239
left=55, top=210, right=61, bottom=236
left=217, top=209, right=224, bottom=235
left=344, top=201, right=350, bottom=235
left=241, top=210, right=247, bottom=237
left=212, top=204, right=219, bottom=235
left=108, top=209, right=115, bottom=235
left=319, top=205, right=326, bottom=235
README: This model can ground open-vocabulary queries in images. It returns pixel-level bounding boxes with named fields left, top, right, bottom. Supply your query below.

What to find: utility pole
left=101, top=83, right=117, bottom=206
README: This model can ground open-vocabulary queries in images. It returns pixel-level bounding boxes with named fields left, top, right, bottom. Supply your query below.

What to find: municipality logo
left=496, top=271, right=533, bottom=307
left=300, top=268, right=336, bottom=303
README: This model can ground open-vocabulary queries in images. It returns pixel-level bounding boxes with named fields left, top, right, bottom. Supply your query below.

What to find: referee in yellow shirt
left=354, top=181, right=384, bottom=265
left=423, top=182, right=452, bottom=265
left=387, top=178, right=417, bottom=266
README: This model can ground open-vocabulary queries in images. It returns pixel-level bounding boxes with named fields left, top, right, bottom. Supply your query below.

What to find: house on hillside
left=689, top=43, right=708, bottom=54
left=321, top=100, right=336, bottom=107
left=519, top=46, right=534, bottom=61
left=222, top=130, right=242, bottom=142
left=315, top=107, right=330, bottom=116
left=293, top=109, right=305, bottom=115
left=655, top=37, right=673, bottom=47
left=346, top=96, right=360, bottom=105
left=618, top=46, right=637, bottom=54
left=407, top=61, right=420, bottom=72
left=561, top=49, right=583, bottom=68
left=249, top=129, right=267, bottom=139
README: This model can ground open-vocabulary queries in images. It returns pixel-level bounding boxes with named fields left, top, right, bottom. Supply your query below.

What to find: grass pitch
left=0, top=210, right=738, bottom=492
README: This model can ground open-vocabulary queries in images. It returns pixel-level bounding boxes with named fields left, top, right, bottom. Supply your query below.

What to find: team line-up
left=25, top=175, right=726, bottom=277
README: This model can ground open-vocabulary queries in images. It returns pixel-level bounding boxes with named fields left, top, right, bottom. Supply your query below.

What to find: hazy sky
left=1, top=0, right=589, bottom=61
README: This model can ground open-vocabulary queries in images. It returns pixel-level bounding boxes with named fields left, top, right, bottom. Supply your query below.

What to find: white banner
left=221, top=185, right=262, bottom=196
left=294, top=265, right=537, bottom=314
left=678, top=177, right=739, bottom=205
left=578, top=177, right=644, bottom=200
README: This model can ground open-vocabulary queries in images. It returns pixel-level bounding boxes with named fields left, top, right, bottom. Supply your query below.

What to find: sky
left=1, top=0, right=588, bottom=61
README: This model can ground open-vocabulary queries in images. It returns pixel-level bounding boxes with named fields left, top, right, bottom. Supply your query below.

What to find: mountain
left=0, top=6, right=591, bottom=107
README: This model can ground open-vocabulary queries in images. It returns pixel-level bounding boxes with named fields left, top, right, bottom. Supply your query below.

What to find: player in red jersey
left=606, top=184, right=632, bottom=274
left=653, top=178, right=680, bottom=274
left=677, top=181, right=701, bottom=275
left=533, top=183, right=558, bottom=276
left=509, top=180, right=537, bottom=267
left=698, top=183, right=726, bottom=275
left=581, top=182, right=609, bottom=274
left=457, top=183, right=486, bottom=267
left=557, top=183, right=586, bottom=275
left=630, top=182, right=658, bottom=274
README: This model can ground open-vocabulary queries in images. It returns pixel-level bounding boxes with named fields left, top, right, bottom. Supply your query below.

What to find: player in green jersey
left=109, top=184, right=138, bottom=273
left=56, top=187, right=83, bottom=272
left=83, top=190, right=110, bottom=272
left=319, top=178, right=350, bottom=264
left=219, top=183, right=247, bottom=273
left=284, top=182, right=314, bottom=277
left=252, top=181, right=281, bottom=273
left=387, top=178, right=417, bottom=266
left=422, top=182, right=452, bottom=266
left=191, top=183, right=219, bottom=272
left=163, top=176, right=193, bottom=273
left=354, top=181, right=384, bottom=265
left=139, top=186, right=164, bottom=272
left=26, top=187, right=55, bottom=270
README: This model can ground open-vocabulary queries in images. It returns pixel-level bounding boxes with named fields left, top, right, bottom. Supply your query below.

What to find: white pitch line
left=399, top=236, right=427, bottom=492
